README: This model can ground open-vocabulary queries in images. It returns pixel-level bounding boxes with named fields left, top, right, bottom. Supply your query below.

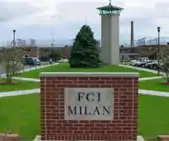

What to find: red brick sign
left=40, top=72, right=139, bottom=141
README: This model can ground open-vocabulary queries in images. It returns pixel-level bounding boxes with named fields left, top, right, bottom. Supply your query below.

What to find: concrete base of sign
left=33, top=135, right=145, bottom=141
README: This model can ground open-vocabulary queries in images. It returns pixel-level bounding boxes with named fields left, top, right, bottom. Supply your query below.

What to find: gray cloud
left=0, top=1, right=40, bottom=22
left=119, top=0, right=169, bottom=37
left=154, top=2, right=169, bottom=18
left=0, top=0, right=169, bottom=42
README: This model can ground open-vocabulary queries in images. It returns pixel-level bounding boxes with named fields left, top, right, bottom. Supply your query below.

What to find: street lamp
left=157, top=26, right=161, bottom=76
left=12, top=29, right=16, bottom=76
left=13, top=29, right=16, bottom=48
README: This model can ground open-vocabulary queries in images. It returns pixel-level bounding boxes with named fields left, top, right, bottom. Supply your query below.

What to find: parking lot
left=130, top=57, right=163, bottom=70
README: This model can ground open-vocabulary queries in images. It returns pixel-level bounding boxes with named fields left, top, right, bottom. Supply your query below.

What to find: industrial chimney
left=130, top=21, right=134, bottom=48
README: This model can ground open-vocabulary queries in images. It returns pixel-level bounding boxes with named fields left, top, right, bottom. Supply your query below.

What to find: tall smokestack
left=130, top=21, right=134, bottom=48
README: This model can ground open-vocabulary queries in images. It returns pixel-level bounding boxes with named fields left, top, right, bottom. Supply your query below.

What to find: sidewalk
left=119, top=64, right=165, bottom=75
left=0, top=63, right=169, bottom=98
left=0, top=63, right=59, bottom=78
left=139, top=89, right=169, bottom=97
left=0, top=88, right=169, bottom=98
left=13, top=77, right=40, bottom=82
left=139, top=76, right=163, bottom=81
left=20, top=63, right=59, bottom=73
left=13, top=76, right=163, bottom=82
left=0, top=89, right=40, bottom=98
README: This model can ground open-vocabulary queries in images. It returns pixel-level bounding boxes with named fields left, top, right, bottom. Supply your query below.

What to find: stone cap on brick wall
left=40, top=72, right=139, bottom=77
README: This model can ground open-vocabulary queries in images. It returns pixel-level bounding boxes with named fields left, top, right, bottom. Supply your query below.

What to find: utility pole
left=157, top=26, right=161, bottom=76
left=12, top=29, right=16, bottom=76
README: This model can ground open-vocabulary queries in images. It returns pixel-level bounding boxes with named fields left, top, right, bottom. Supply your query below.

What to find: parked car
left=23, top=57, right=41, bottom=66
left=138, top=60, right=153, bottom=67
left=133, top=60, right=146, bottom=67
left=49, top=58, right=52, bottom=64
left=131, top=58, right=151, bottom=67
left=33, top=57, right=41, bottom=65
left=130, top=60, right=137, bottom=66
left=144, top=61, right=158, bottom=69
left=132, top=60, right=141, bottom=66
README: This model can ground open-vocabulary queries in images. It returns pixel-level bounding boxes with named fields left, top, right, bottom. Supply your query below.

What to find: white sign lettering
left=64, top=88, right=114, bottom=120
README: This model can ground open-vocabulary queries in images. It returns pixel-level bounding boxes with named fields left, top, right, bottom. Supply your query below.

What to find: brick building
left=22, top=44, right=169, bottom=61
left=120, top=45, right=169, bottom=60
left=62, top=45, right=70, bottom=59
left=5, top=45, right=70, bottom=59
left=0, top=44, right=168, bottom=61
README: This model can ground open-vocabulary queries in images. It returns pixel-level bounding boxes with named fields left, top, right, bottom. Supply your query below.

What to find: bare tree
left=0, top=47, right=24, bottom=83
left=160, top=47, right=169, bottom=82
left=11, top=47, right=24, bottom=75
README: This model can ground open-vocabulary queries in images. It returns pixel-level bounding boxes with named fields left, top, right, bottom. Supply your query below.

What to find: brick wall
left=40, top=72, right=139, bottom=141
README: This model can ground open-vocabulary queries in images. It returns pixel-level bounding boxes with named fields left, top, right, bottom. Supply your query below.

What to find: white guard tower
left=97, top=0, right=123, bottom=65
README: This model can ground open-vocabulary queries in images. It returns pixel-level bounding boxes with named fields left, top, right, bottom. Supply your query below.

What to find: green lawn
left=0, top=94, right=40, bottom=140
left=0, top=78, right=39, bottom=92
left=138, top=95, right=169, bottom=140
left=139, top=78, right=169, bottom=92
left=19, top=63, right=157, bottom=78
left=0, top=94, right=169, bottom=140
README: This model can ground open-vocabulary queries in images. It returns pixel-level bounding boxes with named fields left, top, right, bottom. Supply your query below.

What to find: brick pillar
left=40, top=72, right=139, bottom=141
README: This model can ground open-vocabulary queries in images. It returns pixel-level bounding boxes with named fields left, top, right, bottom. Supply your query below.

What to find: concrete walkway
left=139, top=76, right=163, bottom=81
left=20, top=63, right=59, bottom=73
left=3, top=63, right=163, bottom=83
left=13, top=77, right=40, bottom=82
left=0, top=89, right=40, bottom=98
left=0, top=88, right=169, bottom=98
left=119, top=64, right=165, bottom=75
left=0, top=63, right=169, bottom=98
left=139, top=89, right=169, bottom=97
left=12, top=75, right=163, bottom=83
left=0, top=63, right=59, bottom=78
left=10, top=63, right=59, bottom=82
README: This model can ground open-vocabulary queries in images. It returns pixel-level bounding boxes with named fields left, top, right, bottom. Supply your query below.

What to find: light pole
left=157, top=26, right=161, bottom=76
left=13, top=30, right=16, bottom=48
left=12, top=29, right=16, bottom=76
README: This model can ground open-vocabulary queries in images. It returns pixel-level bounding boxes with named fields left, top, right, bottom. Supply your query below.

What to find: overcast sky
left=0, top=0, right=169, bottom=44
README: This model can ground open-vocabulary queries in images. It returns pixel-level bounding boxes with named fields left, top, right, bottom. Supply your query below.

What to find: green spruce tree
left=69, top=25, right=101, bottom=68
